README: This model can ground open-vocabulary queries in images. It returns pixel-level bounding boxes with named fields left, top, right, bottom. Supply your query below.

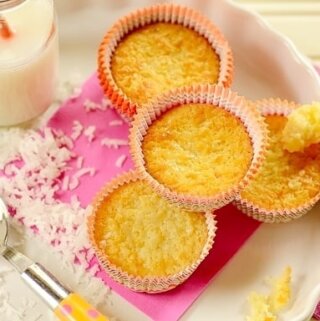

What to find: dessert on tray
left=88, top=171, right=216, bottom=293
left=98, top=4, right=233, bottom=118
left=92, top=2, right=320, bottom=300
left=235, top=99, right=320, bottom=223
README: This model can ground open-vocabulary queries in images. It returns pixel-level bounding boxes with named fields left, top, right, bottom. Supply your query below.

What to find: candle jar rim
left=0, top=0, right=27, bottom=11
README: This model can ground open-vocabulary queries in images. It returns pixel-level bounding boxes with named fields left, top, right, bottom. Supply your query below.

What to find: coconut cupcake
left=88, top=171, right=216, bottom=293
left=98, top=4, right=233, bottom=118
left=130, top=85, right=268, bottom=211
left=235, top=98, right=320, bottom=223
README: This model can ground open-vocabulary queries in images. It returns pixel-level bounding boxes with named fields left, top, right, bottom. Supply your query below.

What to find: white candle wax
left=0, top=0, right=58, bottom=126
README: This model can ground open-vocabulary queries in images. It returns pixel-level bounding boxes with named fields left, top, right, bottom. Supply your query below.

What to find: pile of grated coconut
left=0, top=78, right=120, bottom=321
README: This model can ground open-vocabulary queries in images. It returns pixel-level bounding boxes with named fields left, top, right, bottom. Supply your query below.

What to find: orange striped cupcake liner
left=97, top=4, right=234, bottom=119
left=129, top=85, right=268, bottom=212
left=87, top=170, right=217, bottom=293
left=234, top=98, right=320, bottom=223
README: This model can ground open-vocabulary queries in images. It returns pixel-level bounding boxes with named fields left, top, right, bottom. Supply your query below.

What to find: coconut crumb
left=101, top=98, right=110, bottom=110
left=73, top=167, right=96, bottom=179
left=61, top=175, right=70, bottom=191
left=69, top=168, right=96, bottom=191
left=68, top=177, right=80, bottom=191
left=115, top=155, right=127, bottom=168
left=109, top=120, right=123, bottom=127
left=71, top=120, right=84, bottom=141
left=4, top=164, right=16, bottom=177
left=84, top=126, right=96, bottom=143
left=84, top=98, right=111, bottom=112
left=76, top=156, right=84, bottom=169
left=54, top=73, right=84, bottom=104
left=0, top=128, right=26, bottom=170
left=101, top=138, right=128, bottom=149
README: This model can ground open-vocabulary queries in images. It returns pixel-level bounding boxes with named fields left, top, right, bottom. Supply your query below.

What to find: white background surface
left=1, top=1, right=320, bottom=321
left=237, top=0, right=320, bottom=59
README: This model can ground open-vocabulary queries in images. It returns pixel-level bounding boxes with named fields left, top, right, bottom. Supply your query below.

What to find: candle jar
left=0, top=0, right=58, bottom=126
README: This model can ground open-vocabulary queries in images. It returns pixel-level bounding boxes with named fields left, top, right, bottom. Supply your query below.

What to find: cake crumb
left=282, top=102, right=320, bottom=152
left=246, top=267, right=292, bottom=321
left=268, top=266, right=292, bottom=312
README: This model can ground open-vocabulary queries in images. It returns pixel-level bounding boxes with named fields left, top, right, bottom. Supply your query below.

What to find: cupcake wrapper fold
left=98, top=3, right=234, bottom=118
left=130, top=85, right=268, bottom=212
left=88, top=170, right=217, bottom=293
left=235, top=98, right=320, bottom=223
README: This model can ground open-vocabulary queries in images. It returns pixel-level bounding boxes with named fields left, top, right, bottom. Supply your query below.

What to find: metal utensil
left=0, top=197, right=109, bottom=321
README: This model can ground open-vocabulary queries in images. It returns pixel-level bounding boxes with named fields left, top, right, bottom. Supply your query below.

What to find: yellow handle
left=54, top=293, right=109, bottom=321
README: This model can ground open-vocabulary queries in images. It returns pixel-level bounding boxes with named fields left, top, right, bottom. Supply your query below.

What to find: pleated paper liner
left=129, top=84, right=268, bottom=212
left=234, top=98, right=320, bottom=223
left=87, top=170, right=217, bottom=293
left=97, top=3, right=234, bottom=118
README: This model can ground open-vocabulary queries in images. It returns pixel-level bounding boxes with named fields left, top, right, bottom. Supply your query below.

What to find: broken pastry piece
left=282, top=102, right=320, bottom=152
left=246, top=267, right=292, bottom=321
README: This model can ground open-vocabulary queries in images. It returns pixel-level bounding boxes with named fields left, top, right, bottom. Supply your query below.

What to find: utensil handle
left=54, top=293, right=109, bottom=321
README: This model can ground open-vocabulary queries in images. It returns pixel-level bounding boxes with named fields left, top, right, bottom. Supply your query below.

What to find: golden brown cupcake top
left=93, top=179, right=209, bottom=277
left=142, top=103, right=253, bottom=197
left=111, top=23, right=220, bottom=107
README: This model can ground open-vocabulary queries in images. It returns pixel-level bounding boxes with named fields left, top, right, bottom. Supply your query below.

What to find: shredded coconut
left=61, top=175, right=70, bottom=191
left=101, top=138, right=128, bottom=149
left=84, top=126, right=96, bottom=143
left=76, top=156, right=84, bottom=169
left=55, top=73, right=83, bottom=104
left=4, top=164, right=16, bottom=177
left=69, top=168, right=95, bottom=191
left=0, top=128, right=26, bottom=170
left=71, top=120, right=84, bottom=141
left=84, top=98, right=111, bottom=113
left=0, top=73, right=119, bottom=319
left=0, top=127, right=96, bottom=265
left=101, top=98, right=110, bottom=110
left=115, top=155, right=127, bottom=168
left=109, top=120, right=124, bottom=127
left=74, top=167, right=96, bottom=179
left=84, top=100, right=102, bottom=112
left=68, top=177, right=80, bottom=191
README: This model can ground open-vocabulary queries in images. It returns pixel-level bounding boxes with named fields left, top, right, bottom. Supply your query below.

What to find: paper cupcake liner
left=87, top=170, right=217, bottom=293
left=129, top=84, right=268, bottom=212
left=98, top=4, right=234, bottom=118
left=234, top=98, right=320, bottom=223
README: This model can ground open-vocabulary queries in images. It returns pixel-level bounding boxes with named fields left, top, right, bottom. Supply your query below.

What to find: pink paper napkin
left=48, top=74, right=261, bottom=321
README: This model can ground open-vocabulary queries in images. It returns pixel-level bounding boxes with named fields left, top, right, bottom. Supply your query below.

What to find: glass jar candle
left=0, top=0, right=58, bottom=126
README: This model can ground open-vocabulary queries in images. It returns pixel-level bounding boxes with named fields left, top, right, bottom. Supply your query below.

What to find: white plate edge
left=223, top=0, right=320, bottom=99
left=222, top=1, right=320, bottom=320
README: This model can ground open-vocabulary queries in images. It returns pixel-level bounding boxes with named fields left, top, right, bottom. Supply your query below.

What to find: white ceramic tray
left=1, top=0, right=320, bottom=320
